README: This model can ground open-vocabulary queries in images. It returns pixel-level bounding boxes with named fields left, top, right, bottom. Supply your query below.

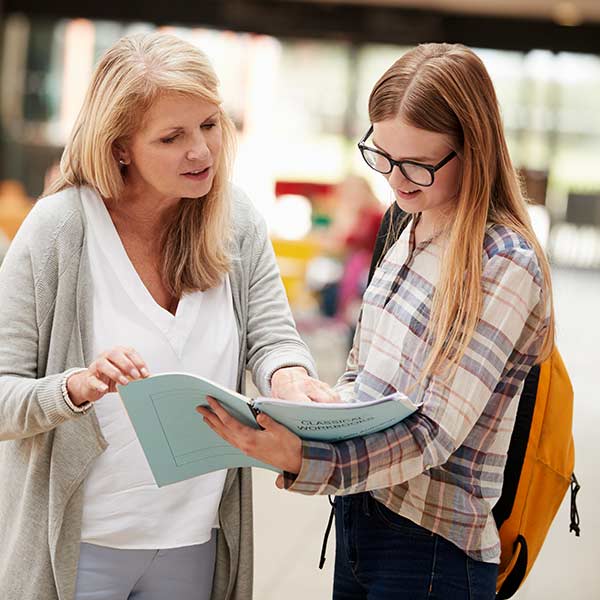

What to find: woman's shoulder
left=0, top=187, right=87, bottom=299
left=229, top=184, right=266, bottom=240
left=11, top=186, right=86, bottom=262
left=483, top=223, right=543, bottom=286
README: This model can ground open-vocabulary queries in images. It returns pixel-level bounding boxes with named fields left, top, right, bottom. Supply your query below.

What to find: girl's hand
left=197, top=397, right=303, bottom=475
left=66, top=346, right=149, bottom=406
left=271, top=366, right=341, bottom=403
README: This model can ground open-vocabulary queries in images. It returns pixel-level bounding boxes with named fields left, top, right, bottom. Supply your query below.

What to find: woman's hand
left=271, top=366, right=341, bottom=403
left=66, top=346, right=149, bottom=406
left=197, top=397, right=303, bottom=477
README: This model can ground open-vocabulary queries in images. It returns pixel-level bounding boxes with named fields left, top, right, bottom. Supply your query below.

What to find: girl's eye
left=161, top=134, right=179, bottom=144
left=202, top=122, right=216, bottom=130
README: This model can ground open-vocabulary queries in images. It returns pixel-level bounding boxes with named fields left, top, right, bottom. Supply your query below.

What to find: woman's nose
left=186, top=135, right=210, bottom=161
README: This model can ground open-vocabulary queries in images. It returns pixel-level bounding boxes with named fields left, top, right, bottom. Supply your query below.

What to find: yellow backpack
left=368, top=206, right=581, bottom=598
left=494, top=348, right=580, bottom=598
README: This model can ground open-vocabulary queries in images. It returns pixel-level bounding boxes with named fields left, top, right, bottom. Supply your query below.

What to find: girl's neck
left=414, top=209, right=447, bottom=245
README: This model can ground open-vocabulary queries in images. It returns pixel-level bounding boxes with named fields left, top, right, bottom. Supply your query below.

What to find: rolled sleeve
left=284, top=440, right=337, bottom=494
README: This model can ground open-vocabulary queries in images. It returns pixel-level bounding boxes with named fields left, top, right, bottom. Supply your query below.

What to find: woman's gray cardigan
left=0, top=186, right=316, bottom=600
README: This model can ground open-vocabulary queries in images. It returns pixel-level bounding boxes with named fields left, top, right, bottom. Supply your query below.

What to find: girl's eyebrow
left=372, top=138, right=435, bottom=163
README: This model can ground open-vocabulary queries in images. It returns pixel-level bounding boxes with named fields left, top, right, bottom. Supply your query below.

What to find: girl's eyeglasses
left=358, top=125, right=457, bottom=187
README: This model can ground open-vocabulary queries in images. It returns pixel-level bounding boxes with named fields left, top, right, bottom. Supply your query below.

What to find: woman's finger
left=88, top=373, right=109, bottom=393
left=82, top=373, right=110, bottom=402
left=305, top=386, right=333, bottom=403
left=122, top=347, right=150, bottom=378
left=105, top=348, right=142, bottom=380
left=94, top=357, right=130, bottom=386
left=275, top=474, right=285, bottom=489
left=304, top=379, right=341, bottom=403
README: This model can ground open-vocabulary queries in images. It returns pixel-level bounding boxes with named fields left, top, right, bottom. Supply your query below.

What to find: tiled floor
left=251, top=267, right=600, bottom=599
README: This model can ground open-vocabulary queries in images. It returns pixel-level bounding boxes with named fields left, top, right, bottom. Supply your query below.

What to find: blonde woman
left=199, top=43, right=555, bottom=599
left=0, top=33, right=337, bottom=600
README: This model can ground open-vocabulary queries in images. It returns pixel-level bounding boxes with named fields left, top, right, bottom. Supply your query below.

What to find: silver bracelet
left=61, top=368, right=92, bottom=414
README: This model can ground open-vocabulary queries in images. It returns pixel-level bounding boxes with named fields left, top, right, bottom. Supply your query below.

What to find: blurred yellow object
left=0, top=180, right=34, bottom=240
left=271, top=237, right=321, bottom=309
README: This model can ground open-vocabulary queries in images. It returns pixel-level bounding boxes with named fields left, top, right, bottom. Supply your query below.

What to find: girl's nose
left=388, top=165, right=412, bottom=188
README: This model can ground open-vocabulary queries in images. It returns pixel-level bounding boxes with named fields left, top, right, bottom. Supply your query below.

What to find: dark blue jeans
left=333, top=493, right=498, bottom=600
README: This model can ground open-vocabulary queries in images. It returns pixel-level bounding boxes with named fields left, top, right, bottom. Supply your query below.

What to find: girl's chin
left=394, top=198, right=422, bottom=214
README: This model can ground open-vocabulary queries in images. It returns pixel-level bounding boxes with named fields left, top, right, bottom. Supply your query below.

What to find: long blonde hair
left=369, top=43, right=554, bottom=382
left=46, top=32, right=237, bottom=295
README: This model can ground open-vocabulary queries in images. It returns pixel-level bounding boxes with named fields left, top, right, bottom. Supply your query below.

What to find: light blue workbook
left=118, top=373, right=419, bottom=487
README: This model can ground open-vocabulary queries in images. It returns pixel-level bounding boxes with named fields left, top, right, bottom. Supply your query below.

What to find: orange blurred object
left=0, top=180, right=34, bottom=240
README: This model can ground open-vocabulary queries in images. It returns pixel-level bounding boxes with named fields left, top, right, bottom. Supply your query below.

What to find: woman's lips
left=182, top=167, right=211, bottom=181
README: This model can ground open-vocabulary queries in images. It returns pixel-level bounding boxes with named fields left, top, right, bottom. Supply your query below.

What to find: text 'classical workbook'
left=118, top=373, right=419, bottom=487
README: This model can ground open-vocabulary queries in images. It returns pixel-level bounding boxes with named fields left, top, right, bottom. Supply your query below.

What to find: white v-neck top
left=79, top=188, right=239, bottom=549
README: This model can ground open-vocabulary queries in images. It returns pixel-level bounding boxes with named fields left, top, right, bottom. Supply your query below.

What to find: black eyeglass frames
left=358, top=125, right=457, bottom=187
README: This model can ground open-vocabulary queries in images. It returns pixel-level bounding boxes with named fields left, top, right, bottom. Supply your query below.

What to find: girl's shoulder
left=483, top=223, right=543, bottom=287
left=483, top=223, right=533, bottom=258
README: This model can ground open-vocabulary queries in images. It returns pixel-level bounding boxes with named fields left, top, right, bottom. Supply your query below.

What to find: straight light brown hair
left=369, top=43, right=555, bottom=382
left=46, top=32, right=237, bottom=295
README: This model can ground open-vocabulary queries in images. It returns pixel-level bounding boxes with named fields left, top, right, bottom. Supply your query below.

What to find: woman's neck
left=104, top=187, right=180, bottom=242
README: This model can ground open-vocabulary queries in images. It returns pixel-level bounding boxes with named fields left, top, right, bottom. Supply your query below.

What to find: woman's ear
left=112, top=142, right=130, bottom=166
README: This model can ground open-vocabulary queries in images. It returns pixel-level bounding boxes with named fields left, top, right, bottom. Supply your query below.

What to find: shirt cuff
left=283, top=440, right=337, bottom=496
left=61, top=368, right=93, bottom=414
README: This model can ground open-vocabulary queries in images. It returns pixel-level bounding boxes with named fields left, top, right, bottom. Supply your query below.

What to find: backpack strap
left=492, top=365, right=540, bottom=527
left=367, top=203, right=408, bottom=285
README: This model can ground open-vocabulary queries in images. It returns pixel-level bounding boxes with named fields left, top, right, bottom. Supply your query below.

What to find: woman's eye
left=202, top=122, right=216, bottom=130
left=161, top=135, right=178, bottom=144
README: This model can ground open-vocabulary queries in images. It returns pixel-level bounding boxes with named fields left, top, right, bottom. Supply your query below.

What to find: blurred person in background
left=0, top=32, right=338, bottom=600
left=199, top=43, right=555, bottom=599
left=320, top=176, right=384, bottom=336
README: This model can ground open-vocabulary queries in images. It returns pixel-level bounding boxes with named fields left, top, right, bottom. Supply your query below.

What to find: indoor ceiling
left=298, top=0, right=600, bottom=25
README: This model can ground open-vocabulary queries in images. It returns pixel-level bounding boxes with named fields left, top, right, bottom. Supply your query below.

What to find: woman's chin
left=179, top=178, right=214, bottom=199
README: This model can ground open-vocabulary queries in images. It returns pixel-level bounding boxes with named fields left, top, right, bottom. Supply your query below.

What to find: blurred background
left=0, top=1, right=598, bottom=598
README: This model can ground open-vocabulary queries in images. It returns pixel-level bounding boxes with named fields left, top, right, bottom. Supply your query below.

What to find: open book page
left=118, top=373, right=420, bottom=486
left=118, top=373, right=277, bottom=487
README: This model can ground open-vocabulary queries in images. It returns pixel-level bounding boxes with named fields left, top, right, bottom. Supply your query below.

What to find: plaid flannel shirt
left=285, top=218, right=549, bottom=563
